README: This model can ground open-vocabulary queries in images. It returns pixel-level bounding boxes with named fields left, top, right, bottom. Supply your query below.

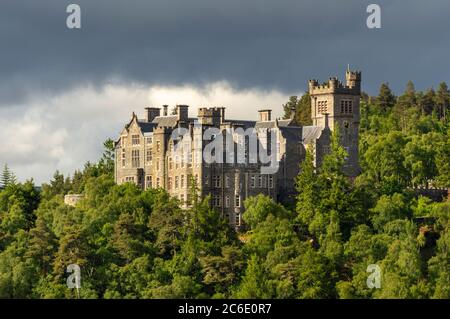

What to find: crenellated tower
left=309, top=68, right=361, bottom=176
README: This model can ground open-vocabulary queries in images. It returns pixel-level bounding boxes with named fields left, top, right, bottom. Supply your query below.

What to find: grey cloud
left=1, top=0, right=450, bottom=104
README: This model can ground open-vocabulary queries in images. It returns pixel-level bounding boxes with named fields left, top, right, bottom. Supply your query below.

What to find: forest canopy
left=0, top=81, right=449, bottom=299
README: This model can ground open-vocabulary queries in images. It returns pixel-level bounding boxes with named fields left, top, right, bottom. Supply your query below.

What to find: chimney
left=220, top=107, right=225, bottom=123
left=324, top=113, right=329, bottom=128
left=145, top=107, right=160, bottom=122
left=176, top=104, right=189, bottom=121
left=163, top=105, right=168, bottom=116
left=258, top=109, right=272, bottom=122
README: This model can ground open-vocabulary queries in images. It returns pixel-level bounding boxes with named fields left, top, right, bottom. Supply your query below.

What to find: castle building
left=114, top=69, right=361, bottom=229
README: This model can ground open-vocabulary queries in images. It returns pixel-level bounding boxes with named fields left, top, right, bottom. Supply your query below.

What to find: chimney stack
left=145, top=107, right=160, bottom=122
left=324, top=113, right=329, bottom=128
left=258, top=109, right=272, bottom=122
left=176, top=104, right=189, bottom=121
left=163, top=105, right=168, bottom=116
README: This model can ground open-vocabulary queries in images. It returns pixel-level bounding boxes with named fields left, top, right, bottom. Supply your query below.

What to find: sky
left=1, top=0, right=450, bottom=184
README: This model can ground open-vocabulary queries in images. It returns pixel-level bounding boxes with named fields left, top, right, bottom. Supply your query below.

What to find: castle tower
left=309, top=68, right=361, bottom=176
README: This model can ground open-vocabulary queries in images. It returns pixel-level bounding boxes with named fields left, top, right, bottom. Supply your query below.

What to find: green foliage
left=282, top=93, right=312, bottom=125
left=0, top=82, right=448, bottom=299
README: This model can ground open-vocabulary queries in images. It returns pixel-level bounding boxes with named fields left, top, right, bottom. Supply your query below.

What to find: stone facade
left=309, top=68, right=361, bottom=176
left=114, top=69, right=361, bottom=229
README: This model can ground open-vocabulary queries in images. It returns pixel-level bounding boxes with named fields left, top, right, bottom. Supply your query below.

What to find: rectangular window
left=175, top=176, right=179, bottom=189
left=212, top=195, right=221, bottom=207
left=146, top=137, right=152, bottom=145
left=269, top=176, right=274, bottom=189
left=225, top=195, right=230, bottom=208
left=258, top=175, right=263, bottom=188
left=262, top=175, right=267, bottom=188
left=318, top=100, right=328, bottom=113
left=225, top=175, right=230, bottom=188
left=187, top=151, right=192, bottom=168
left=131, top=150, right=140, bottom=167
left=235, top=195, right=241, bottom=207
left=125, top=176, right=135, bottom=183
left=156, top=177, right=160, bottom=187
left=132, top=135, right=140, bottom=145
left=146, top=175, right=152, bottom=189
left=213, top=175, right=221, bottom=188
left=181, top=175, right=185, bottom=188
left=156, top=141, right=161, bottom=152
left=235, top=213, right=240, bottom=226
left=250, top=175, right=256, bottom=188
left=122, top=149, right=126, bottom=167
left=204, top=175, right=209, bottom=185
left=146, top=148, right=152, bottom=164
left=168, top=177, right=172, bottom=190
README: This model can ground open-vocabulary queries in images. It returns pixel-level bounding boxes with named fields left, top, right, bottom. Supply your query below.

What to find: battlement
left=197, top=107, right=225, bottom=125
left=309, top=69, right=361, bottom=95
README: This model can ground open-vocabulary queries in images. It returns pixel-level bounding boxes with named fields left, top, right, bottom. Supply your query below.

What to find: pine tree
left=0, top=164, right=16, bottom=188
left=377, top=83, right=396, bottom=112
left=435, top=82, right=449, bottom=120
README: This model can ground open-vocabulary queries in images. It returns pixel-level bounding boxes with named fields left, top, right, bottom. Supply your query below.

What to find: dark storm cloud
left=1, top=0, right=450, bottom=103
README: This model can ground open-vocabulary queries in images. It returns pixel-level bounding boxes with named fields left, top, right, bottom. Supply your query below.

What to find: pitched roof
left=137, top=120, right=157, bottom=133
left=152, top=116, right=178, bottom=127
left=301, top=126, right=323, bottom=144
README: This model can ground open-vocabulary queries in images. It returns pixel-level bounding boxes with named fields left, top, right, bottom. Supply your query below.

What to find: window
left=168, top=177, right=172, bottom=190
left=146, top=148, right=152, bottom=164
left=225, top=195, right=230, bottom=208
left=225, top=175, right=230, bottom=188
left=181, top=175, right=185, bottom=188
left=204, top=175, right=209, bottom=185
left=121, top=149, right=126, bottom=167
left=262, top=175, right=267, bottom=188
left=156, top=177, right=160, bottom=187
left=235, top=213, right=241, bottom=226
left=132, top=135, right=140, bottom=145
left=187, top=152, right=192, bottom=168
left=258, top=175, right=263, bottom=188
left=175, top=176, right=179, bottom=189
left=180, top=194, right=185, bottom=202
left=125, top=176, right=135, bottom=183
left=156, top=141, right=161, bottom=152
left=156, top=159, right=160, bottom=171
left=146, top=137, right=152, bottom=145
left=318, top=100, right=328, bottom=113
left=235, top=195, right=241, bottom=207
left=213, top=175, right=221, bottom=188
left=250, top=175, right=256, bottom=188
left=146, top=175, right=152, bottom=189
left=269, top=176, right=274, bottom=189
left=212, top=195, right=221, bottom=207
left=131, top=150, right=140, bottom=167
left=169, top=157, right=173, bottom=170
left=340, top=100, right=353, bottom=114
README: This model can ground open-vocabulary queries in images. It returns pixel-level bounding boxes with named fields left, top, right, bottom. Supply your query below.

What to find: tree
left=233, top=255, right=271, bottom=298
left=435, top=82, right=449, bottom=121
left=282, top=93, right=312, bottom=125
left=243, top=194, right=291, bottom=230
left=98, top=138, right=115, bottom=176
left=0, top=164, right=16, bottom=188
left=377, top=83, right=396, bottom=112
